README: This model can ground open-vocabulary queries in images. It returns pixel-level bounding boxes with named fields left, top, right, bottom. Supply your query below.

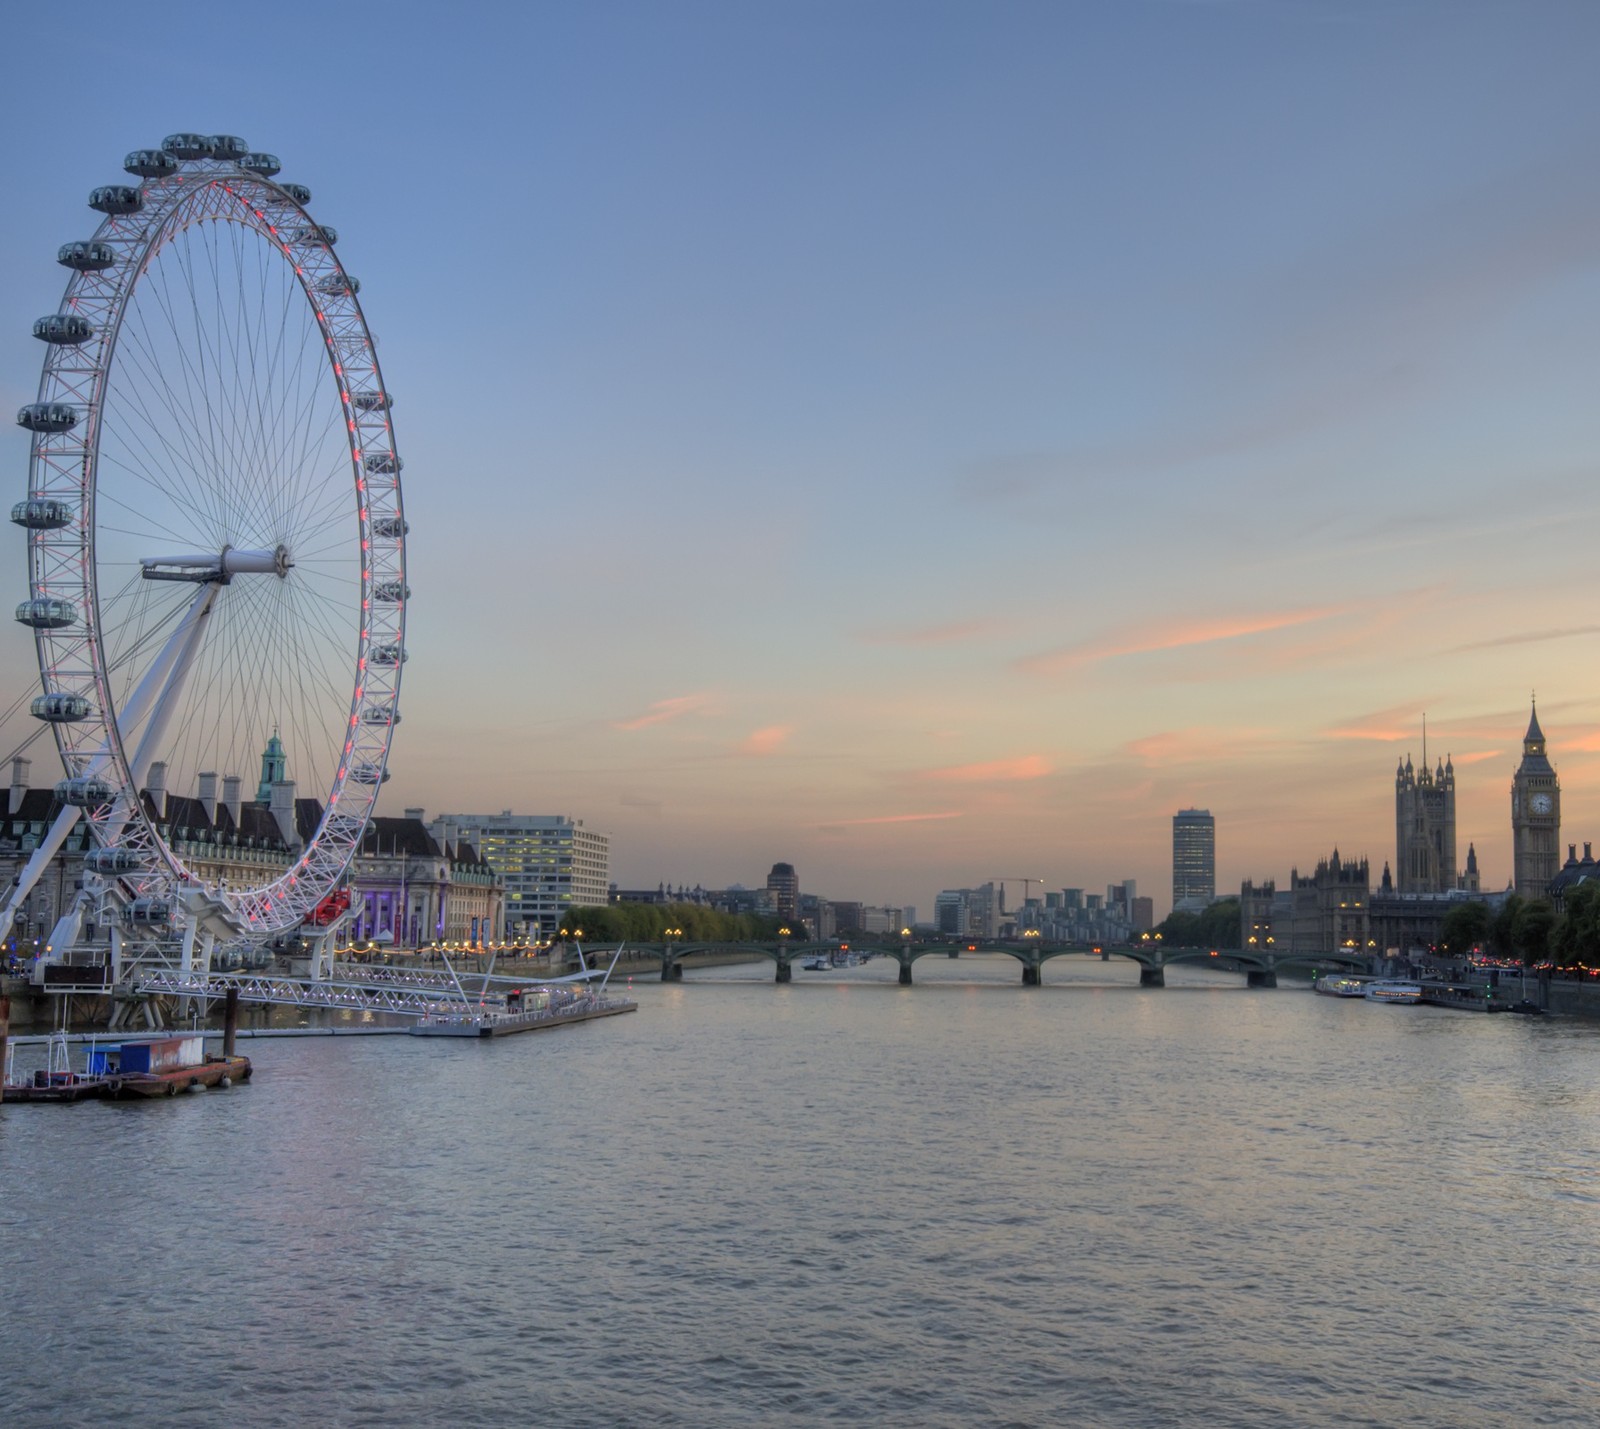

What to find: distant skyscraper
left=1394, top=734, right=1457, bottom=894
left=1512, top=702, right=1561, bottom=897
left=766, top=862, right=799, bottom=921
left=1172, top=809, right=1215, bottom=910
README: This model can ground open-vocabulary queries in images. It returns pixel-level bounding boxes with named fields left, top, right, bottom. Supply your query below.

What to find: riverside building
left=429, top=812, right=610, bottom=938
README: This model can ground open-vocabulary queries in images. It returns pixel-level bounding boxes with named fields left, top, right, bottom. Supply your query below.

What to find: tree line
left=1154, top=897, right=1242, bottom=950
left=1436, top=889, right=1600, bottom=966
left=558, top=902, right=791, bottom=943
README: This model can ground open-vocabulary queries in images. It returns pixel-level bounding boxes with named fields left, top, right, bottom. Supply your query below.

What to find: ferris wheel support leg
left=179, top=922, right=215, bottom=979
left=122, top=581, right=219, bottom=793
left=96, top=582, right=222, bottom=850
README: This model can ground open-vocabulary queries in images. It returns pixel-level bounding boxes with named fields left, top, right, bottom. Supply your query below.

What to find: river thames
left=2, top=954, right=1597, bottom=1426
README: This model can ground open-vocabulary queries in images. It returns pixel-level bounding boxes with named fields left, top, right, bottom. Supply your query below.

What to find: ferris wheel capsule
left=11, top=498, right=75, bottom=529
left=32, top=694, right=90, bottom=723
left=208, top=135, right=250, bottom=160
left=17, top=403, right=78, bottom=433
left=85, top=846, right=143, bottom=875
left=125, top=149, right=178, bottom=178
left=89, top=185, right=143, bottom=215
left=240, top=153, right=281, bottom=178
left=125, top=897, right=174, bottom=925
left=58, top=241, right=116, bottom=272
left=15, top=597, right=78, bottom=629
left=56, top=776, right=114, bottom=807
left=34, top=314, right=93, bottom=345
left=280, top=182, right=312, bottom=204
left=162, top=133, right=216, bottom=159
left=370, top=515, right=408, bottom=539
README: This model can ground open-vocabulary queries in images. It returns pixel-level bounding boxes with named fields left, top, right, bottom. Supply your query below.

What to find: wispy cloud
left=611, top=694, right=713, bottom=731
left=1451, top=749, right=1504, bottom=765
left=738, top=724, right=794, bottom=756
left=1447, top=626, right=1600, bottom=654
left=1123, top=728, right=1277, bottom=766
left=1324, top=703, right=1425, bottom=742
left=919, top=755, right=1052, bottom=782
left=859, top=618, right=1000, bottom=647
left=817, top=811, right=964, bottom=828
left=1017, top=604, right=1348, bottom=677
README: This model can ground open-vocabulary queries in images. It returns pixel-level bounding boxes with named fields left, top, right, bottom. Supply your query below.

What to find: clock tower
left=1512, top=701, right=1561, bottom=896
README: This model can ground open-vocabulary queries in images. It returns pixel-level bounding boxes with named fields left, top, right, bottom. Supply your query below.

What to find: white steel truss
left=15, top=138, right=407, bottom=959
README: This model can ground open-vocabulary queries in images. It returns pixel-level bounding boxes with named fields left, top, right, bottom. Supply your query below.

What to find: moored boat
left=1315, top=974, right=1368, bottom=998
left=1365, top=980, right=1423, bottom=1005
left=3, top=1032, right=249, bottom=1103
left=85, top=1034, right=252, bottom=1097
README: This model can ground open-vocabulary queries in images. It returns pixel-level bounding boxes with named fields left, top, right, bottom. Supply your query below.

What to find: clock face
left=1532, top=793, right=1553, bottom=816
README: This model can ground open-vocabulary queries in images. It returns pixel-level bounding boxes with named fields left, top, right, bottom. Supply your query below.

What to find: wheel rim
left=23, top=139, right=407, bottom=935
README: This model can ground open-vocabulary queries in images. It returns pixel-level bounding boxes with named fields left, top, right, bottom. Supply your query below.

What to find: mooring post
left=223, top=986, right=239, bottom=1058
left=0, top=995, right=10, bottom=1104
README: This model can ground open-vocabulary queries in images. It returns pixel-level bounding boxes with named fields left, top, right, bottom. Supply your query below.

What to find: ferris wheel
left=7, top=133, right=407, bottom=950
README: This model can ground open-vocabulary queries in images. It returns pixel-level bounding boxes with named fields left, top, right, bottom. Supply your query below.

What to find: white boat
left=1315, top=975, right=1367, bottom=998
left=1364, top=980, right=1423, bottom=1005
left=801, top=956, right=831, bottom=971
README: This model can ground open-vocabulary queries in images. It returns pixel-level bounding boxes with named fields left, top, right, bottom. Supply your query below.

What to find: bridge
left=624, top=939, right=1374, bottom=987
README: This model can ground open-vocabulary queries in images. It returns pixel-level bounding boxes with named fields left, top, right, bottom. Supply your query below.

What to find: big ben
left=1512, top=701, right=1560, bottom=896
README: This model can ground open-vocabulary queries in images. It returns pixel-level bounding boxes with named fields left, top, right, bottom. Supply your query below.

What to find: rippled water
left=4, top=954, right=1599, bottom=1426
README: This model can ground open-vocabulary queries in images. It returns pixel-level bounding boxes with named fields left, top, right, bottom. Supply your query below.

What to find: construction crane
left=991, top=877, right=1043, bottom=913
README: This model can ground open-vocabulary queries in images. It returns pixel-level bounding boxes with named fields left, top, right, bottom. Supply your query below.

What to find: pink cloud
left=1124, top=729, right=1275, bottom=766
left=818, top=811, right=964, bottom=827
left=1017, top=603, right=1349, bottom=677
left=738, top=724, right=794, bottom=756
left=1450, top=749, right=1504, bottom=764
left=1324, top=703, right=1424, bottom=742
left=920, top=755, right=1053, bottom=782
left=611, top=694, right=713, bottom=731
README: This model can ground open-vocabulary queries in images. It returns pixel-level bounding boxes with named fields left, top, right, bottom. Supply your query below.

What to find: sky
left=2, top=0, right=1599, bottom=919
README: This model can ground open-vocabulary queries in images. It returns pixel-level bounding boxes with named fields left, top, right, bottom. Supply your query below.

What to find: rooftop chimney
left=221, top=775, right=243, bottom=829
left=146, top=761, right=167, bottom=821
left=9, top=756, right=29, bottom=817
left=270, top=780, right=301, bottom=850
left=197, top=771, right=218, bottom=825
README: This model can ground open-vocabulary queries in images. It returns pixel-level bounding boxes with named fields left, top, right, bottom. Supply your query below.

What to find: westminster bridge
left=581, top=938, right=1375, bottom=987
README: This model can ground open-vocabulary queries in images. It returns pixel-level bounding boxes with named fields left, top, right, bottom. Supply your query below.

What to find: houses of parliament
left=1393, top=701, right=1564, bottom=899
